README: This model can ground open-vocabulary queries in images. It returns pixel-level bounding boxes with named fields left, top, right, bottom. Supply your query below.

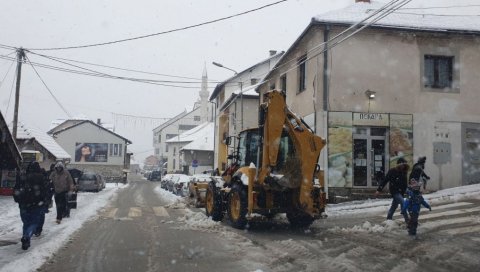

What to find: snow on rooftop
left=166, top=122, right=214, bottom=152
left=314, top=1, right=480, bottom=33
left=14, top=123, right=71, bottom=160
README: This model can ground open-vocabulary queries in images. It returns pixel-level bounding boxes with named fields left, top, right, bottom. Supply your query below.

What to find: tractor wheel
left=286, top=210, right=315, bottom=228
left=205, top=182, right=223, bottom=221
left=227, top=183, right=248, bottom=229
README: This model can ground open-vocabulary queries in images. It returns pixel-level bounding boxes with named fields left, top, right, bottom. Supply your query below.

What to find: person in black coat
left=13, top=161, right=49, bottom=250
left=375, top=157, right=410, bottom=223
left=409, top=156, right=430, bottom=190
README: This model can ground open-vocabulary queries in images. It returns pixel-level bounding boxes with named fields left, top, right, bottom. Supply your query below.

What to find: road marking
left=420, top=207, right=480, bottom=220
left=105, top=208, right=118, bottom=218
left=153, top=206, right=170, bottom=217
left=128, top=207, right=142, bottom=217
left=421, top=215, right=480, bottom=229
left=384, top=202, right=474, bottom=218
left=441, top=225, right=480, bottom=235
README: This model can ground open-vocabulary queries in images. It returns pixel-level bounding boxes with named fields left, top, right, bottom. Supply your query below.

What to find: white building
left=210, top=51, right=283, bottom=172
left=152, top=67, right=213, bottom=171
left=165, top=122, right=214, bottom=175
left=48, top=119, right=132, bottom=181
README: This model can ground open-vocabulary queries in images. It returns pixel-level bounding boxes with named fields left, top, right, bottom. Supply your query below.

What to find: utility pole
left=12, top=48, right=25, bottom=140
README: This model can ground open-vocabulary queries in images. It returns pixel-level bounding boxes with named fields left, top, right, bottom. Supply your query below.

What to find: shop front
left=327, top=112, right=413, bottom=197
left=0, top=113, right=22, bottom=196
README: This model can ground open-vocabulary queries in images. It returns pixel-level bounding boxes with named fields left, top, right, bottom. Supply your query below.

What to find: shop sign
left=353, top=113, right=389, bottom=126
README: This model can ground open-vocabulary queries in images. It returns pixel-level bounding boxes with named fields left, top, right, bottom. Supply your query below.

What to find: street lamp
left=212, top=62, right=238, bottom=75
left=212, top=61, right=243, bottom=130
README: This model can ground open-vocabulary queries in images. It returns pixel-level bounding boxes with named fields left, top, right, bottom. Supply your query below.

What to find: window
left=298, top=55, right=307, bottom=93
left=179, top=124, right=197, bottom=131
left=194, top=116, right=200, bottom=121
left=166, top=134, right=177, bottom=140
left=270, top=83, right=276, bottom=90
left=280, top=74, right=287, bottom=93
left=109, top=144, right=113, bottom=156
left=158, top=134, right=161, bottom=142
left=424, top=55, right=453, bottom=89
left=155, top=148, right=159, bottom=155
left=165, top=144, right=169, bottom=152
left=119, top=144, right=122, bottom=156
left=173, top=147, right=176, bottom=156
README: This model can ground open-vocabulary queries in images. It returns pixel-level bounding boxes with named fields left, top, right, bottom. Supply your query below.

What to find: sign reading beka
left=353, top=113, right=389, bottom=126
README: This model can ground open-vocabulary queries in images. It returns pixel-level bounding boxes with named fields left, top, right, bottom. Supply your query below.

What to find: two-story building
left=257, top=0, right=480, bottom=199
left=210, top=51, right=283, bottom=172
left=48, top=119, right=132, bottom=182
left=165, top=122, right=214, bottom=175
left=152, top=68, right=213, bottom=171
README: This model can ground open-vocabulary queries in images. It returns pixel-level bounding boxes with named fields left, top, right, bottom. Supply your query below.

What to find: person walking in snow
left=409, top=156, right=430, bottom=190
left=402, top=179, right=431, bottom=238
left=13, top=161, right=49, bottom=250
left=375, top=157, right=410, bottom=223
left=50, top=162, right=74, bottom=224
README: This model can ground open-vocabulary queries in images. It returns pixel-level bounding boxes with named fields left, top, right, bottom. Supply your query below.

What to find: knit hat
left=397, top=157, right=407, bottom=165
left=418, top=156, right=426, bottom=164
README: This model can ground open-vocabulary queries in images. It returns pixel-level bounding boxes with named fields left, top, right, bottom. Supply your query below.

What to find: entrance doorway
left=353, top=127, right=388, bottom=187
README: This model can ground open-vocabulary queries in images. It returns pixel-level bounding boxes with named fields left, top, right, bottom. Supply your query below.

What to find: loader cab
left=236, top=128, right=295, bottom=172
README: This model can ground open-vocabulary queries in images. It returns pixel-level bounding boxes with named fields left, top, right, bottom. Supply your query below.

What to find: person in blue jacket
left=402, top=179, right=431, bottom=238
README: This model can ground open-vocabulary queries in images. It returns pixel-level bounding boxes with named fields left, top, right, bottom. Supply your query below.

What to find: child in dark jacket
left=402, top=179, right=431, bottom=239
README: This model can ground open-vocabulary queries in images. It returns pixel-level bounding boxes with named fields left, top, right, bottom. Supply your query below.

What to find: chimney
left=97, top=118, right=101, bottom=125
left=355, top=0, right=370, bottom=3
left=269, top=50, right=277, bottom=56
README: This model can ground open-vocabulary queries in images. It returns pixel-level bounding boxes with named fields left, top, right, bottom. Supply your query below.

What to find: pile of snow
left=153, top=186, right=185, bottom=208
left=179, top=209, right=221, bottom=229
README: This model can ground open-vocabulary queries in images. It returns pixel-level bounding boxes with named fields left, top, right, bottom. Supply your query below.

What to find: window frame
left=297, top=55, right=307, bottom=93
left=423, top=54, right=453, bottom=89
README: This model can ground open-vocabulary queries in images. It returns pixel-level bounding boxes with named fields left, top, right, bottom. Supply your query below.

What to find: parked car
left=148, top=170, right=162, bottom=181
left=77, top=172, right=105, bottom=192
left=170, top=174, right=190, bottom=196
left=161, top=174, right=174, bottom=189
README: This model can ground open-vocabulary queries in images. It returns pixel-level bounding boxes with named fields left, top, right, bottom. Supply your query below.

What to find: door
left=353, top=127, right=388, bottom=187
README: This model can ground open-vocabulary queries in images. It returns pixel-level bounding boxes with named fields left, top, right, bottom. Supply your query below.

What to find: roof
left=209, top=51, right=284, bottom=101
left=219, top=83, right=261, bottom=112
left=49, top=120, right=132, bottom=144
left=257, top=1, right=480, bottom=91
left=152, top=108, right=199, bottom=132
left=15, top=123, right=71, bottom=160
left=166, top=122, right=214, bottom=151
left=313, top=1, right=480, bottom=34
left=0, top=111, right=22, bottom=169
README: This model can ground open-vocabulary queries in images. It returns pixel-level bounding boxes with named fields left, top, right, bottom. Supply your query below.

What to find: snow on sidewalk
left=0, top=183, right=128, bottom=272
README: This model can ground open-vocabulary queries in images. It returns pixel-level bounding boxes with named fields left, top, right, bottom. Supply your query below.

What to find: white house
left=165, top=122, right=214, bottom=175
left=152, top=67, right=213, bottom=171
left=48, top=119, right=132, bottom=181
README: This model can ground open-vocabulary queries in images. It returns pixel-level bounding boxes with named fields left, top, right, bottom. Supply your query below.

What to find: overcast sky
left=1, top=0, right=479, bottom=164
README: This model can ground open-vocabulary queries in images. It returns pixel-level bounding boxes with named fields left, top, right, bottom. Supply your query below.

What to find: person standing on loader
left=375, top=157, right=410, bottom=223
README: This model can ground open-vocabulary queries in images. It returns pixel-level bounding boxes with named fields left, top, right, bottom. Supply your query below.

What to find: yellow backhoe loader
left=206, top=90, right=327, bottom=229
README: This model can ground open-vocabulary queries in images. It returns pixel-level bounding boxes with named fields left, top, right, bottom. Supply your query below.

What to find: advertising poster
left=75, top=143, right=108, bottom=162
left=328, top=112, right=353, bottom=187
left=389, top=114, right=413, bottom=167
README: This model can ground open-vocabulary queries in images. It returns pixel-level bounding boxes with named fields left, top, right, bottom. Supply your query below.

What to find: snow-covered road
left=1, top=180, right=480, bottom=272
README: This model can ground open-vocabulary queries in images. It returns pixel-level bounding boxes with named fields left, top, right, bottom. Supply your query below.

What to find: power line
left=23, top=52, right=220, bottom=82
left=0, top=58, right=15, bottom=90
left=27, top=0, right=289, bottom=51
left=5, top=64, right=17, bottom=116
left=24, top=54, right=72, bottom=117
left=0, top=54, right=215, bottom=89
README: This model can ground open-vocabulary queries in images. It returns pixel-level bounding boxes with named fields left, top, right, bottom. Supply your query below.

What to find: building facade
left=210, top=51, right=284, bottom=172
left=152, top=68, right=213, bottom=172
left=257, top=0, right=480, bottom=197
left=49, top=120, right=132, bottom=181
